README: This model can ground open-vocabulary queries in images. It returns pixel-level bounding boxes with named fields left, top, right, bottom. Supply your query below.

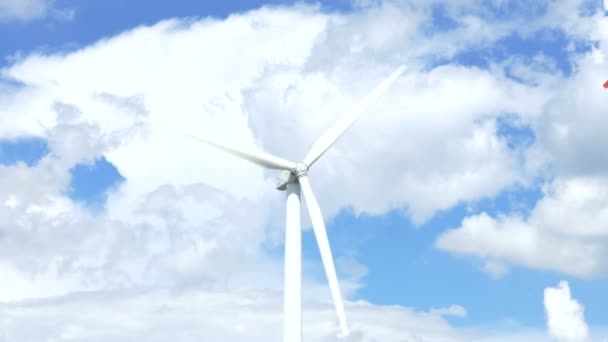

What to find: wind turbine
left=176, top=65, right=405, bottom=341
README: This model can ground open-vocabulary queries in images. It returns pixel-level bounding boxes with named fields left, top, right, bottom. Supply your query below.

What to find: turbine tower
left=177, top=65, right=405, bottom=341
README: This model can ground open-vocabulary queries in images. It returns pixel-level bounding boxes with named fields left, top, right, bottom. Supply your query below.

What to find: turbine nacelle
left=276, top=162, right=309, bottom=190
left=294, top=162, right=309, bottom=178
left=276, top=170, right=296, bottom=190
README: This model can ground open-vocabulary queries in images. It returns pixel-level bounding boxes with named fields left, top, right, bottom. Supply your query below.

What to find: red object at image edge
left=604, top=80, right=608, bottom=88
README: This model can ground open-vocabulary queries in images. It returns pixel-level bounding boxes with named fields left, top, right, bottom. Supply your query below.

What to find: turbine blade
left=298, top=175, right=348, bottom=337
left=303, top=65, right=406, bottom=167
left=171, top=128, right=297, bottom=171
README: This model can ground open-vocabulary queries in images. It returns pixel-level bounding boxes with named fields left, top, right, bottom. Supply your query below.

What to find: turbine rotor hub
left=293, top=162, right=309, bottom=178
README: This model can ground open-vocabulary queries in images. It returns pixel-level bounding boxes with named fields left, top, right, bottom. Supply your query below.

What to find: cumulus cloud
left=436, top=8, right=608, bottom=277
left=0, top=3, right=547, bottom=298
left=544, top=281, right=590, bottom=342
left=0, top=288, right=548, bottom=342
left=0, top=106, right=273, bottom=301
left=444, top=215, right=602, bottom=276
left=436, top=176, right=608, bottom=277
left=0, top=0, right=605, bottom=340
left=246, top=63, right=545, bottom=223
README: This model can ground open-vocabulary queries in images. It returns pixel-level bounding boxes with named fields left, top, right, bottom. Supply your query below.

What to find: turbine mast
left=284, top=183, right=302, bottom=342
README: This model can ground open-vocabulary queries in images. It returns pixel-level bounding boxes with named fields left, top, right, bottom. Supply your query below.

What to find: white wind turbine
left=176, top=65, right=405, bottom=341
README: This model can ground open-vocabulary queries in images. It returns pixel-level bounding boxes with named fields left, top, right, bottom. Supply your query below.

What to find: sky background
left=1, top=0, right=608, bottom=341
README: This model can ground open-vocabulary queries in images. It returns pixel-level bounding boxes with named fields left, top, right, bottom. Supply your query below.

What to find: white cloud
left=430, top=305, right=468, bottom=318
left=245, top=58, right=546, bottom=223
left=435, top=12, right=608, bottom=277
left=0, top=2, right=546, bottom=235
left=529, top=50, right=608, bottom=178
left=0, top=1, right=606, bottom=340
left=0, top=0, right=72, bottom=22
left=336, top=257, right=369, bottom=280
left=0, top=288, right=549, bottom=342
left=0, top=0, right=48, bottom=21
left=482, top=260, right=509, bottom=279
left=0, top=98, right=277, bottom=301
left=544, top=281, right=590, bottom=342
left=435, top=182, right=608, bottom=277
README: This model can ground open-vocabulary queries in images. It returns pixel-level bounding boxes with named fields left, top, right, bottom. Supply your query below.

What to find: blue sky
left=0, top=0, right=352, bottom=68
left=1, top=0, right=607, bottom=341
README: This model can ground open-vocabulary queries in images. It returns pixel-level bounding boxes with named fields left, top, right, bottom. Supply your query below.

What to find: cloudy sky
left=1, top=0, right=607, bottom=341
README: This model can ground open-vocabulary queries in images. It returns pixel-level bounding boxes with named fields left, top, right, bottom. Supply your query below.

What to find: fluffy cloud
left=0, top=2, right=546, bottom=301
left=0, top=119, right=274, bottom=301
left=436, top=174, right=608, bottom=277
left=435, top=204, right=608, bottom=277
left=436, top=7, right=608, bottom=277
left=436, top=176, right=608, bottom=277
left=0, top=0, right=605, bottom=340
left=1, top=9, right=322, bottom=299
left=0, top=287, right=550, bottom=342
left=246, top=63, right=546, bottom=223
left=0, top=1, right=558, bottom=229
left=544, top=281, right=590, bottom=342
